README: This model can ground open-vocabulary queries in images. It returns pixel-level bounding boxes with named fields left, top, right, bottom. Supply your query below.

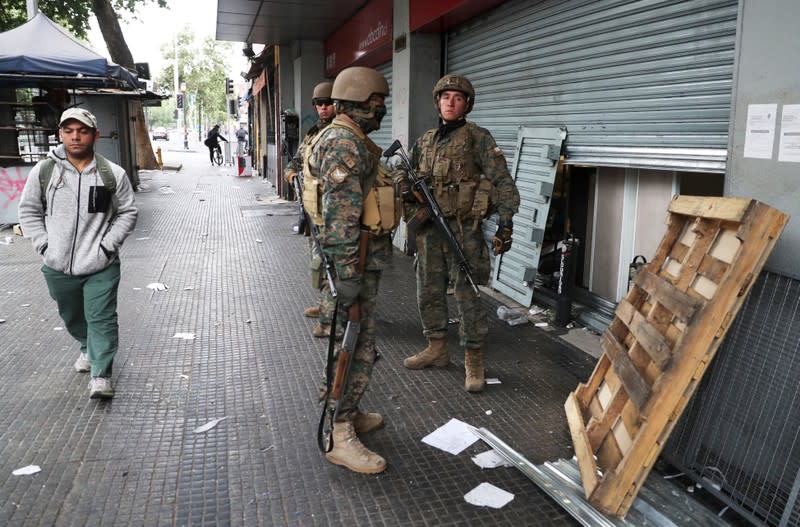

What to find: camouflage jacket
left=307, top=115, right=391, bottom=280
left=283, top=119, right=330, bottom=182
left=406, top=121, right=520, bottom=223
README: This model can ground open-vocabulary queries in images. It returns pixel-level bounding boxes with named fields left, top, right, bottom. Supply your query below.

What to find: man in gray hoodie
left=18, top=108, right=138, bottom=399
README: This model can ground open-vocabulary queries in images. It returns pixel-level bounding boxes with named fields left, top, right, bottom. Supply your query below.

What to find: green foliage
left=156, top=27, right=233, bottom=129
left=0, top=0, right=167, bottom=38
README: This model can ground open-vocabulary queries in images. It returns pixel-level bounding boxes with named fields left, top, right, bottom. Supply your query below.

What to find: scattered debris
left=146, top=283, right=169, bottom=291
left=497, top=306, right=528, bottom=326
left=53, top=327, right=63, bottom=331
left=158, top=186, right=175, bottom=194
left=0, top=319, right=6, bottom=324
left=486, top=378, right=502, bottom=385
left=464, top=482, right=514, bottom=508
left=0, top=236, right=14, bottom=245
left=447, top=318, right=460, bottom=325
left=535, top=322, right=548, bottom=328
left=485, top=410, right=493, bottom=416
left=472, top=450, right=513, bottom=469
left=528, top=305, right=546, bottom=316
left=12, top=465, right=41, bottom=476
left=183, top=286, right=194, bottom=291
left=172, top=333, right=196, bottom=340
left=255, top=239, right=263, bottom=243
left=135, top=237, right=151, bottom=241
left=421, top=418, right=479, bottom=455
left=193, top=417, right=228, bottom=434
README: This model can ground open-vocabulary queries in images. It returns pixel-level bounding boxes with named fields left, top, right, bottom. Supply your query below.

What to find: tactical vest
left=417, top=122, right=496, bottom=222
left=303, top=118, right=398, bottom=235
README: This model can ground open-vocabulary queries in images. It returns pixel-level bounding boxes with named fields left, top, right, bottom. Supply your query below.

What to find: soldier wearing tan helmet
left=306, top=66, right=396, bottom=474
left=283, top=81, right=336, bottom=338
left=398, top=74, right=520, bottom=392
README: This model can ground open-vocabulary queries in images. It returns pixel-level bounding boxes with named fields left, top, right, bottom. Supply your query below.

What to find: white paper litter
left=193, top=417, right=228, bottom=434
left=528, top=305, right=546, bottom=315
left=485, top=378, right=501, bottom=385
left=471, top=450, right=513, bottom=469
left=158, top=186, right=175, bottom=194
left=53, top=327, right=63, bottom=331
left=421, top=418, right=479, bottom=455
left=146, top=282, right=169, bottom=291
left=0, top=319, right=6, bottom=323
left=255, top=239, right=263, bottom=243
left=535, top=322, right=549, bottom=327
left=0, top=236, right=14, bottom=245
left=464, top=482, right=515, bottom=508
left=173, top=333, right=196, bottom=340
left=12, top=465, right=41, bottom=476
left=132, top=287, right=142, bottom=290
left=183, top=286, right=194, bottom=291
left=135, top=237, right=151, bottom=241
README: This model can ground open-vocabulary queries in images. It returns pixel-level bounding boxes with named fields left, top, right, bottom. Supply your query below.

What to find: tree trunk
left=91, top=0, right=159, bottom=179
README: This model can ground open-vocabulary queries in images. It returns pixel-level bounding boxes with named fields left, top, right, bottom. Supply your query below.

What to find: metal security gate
left=370, top=62, right=393, bottom=151
left=664, top=270, right=800, bottom=527
left=446, top=0, right=738, bottom=173
left=492, top=126, right=565, bottom=305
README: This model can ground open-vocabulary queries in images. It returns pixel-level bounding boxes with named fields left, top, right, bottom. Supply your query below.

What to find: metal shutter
left=369, top=61, right=393, bottom=151
left=446, top=0, right=738, bottom=173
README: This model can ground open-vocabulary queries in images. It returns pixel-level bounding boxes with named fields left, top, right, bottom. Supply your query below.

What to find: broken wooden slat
left=602, top=330, right=651, bottom=412
left=633, top=268, right=701, bottom=323
left=565, top=196, right=788, bottom=517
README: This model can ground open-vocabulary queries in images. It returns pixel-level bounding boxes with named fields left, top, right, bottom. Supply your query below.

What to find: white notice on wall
left=778, top=105, right=800, bottom=163
left=743, top=104, right=777, bottom=159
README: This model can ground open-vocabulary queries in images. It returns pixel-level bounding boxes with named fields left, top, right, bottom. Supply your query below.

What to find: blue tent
left=0, top=13, right=140, bottom=90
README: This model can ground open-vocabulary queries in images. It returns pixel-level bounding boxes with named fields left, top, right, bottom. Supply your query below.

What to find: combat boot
left=313, top=324, right=331, bottom=338
left=325, top=420, right=386, bottom=474
left=304, top=305, right=320, bottom=318
left=353, top=409, right=384, bottom=434
left=464, top=348, right=485, bottom=392
left=403, top=338, right=449, bottom=369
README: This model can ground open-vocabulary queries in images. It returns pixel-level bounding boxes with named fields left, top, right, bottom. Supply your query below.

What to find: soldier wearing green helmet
left=399, top=74, right=520, bottom=392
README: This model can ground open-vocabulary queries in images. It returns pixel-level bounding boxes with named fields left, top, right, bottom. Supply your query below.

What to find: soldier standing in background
left=399, top=74, right=520, bottom=392
left=306, top=67, right=393, bottom=474
left=283, top=82, right=336, bottom=338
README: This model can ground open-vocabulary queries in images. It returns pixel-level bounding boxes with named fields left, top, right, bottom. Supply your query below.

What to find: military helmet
left=331, top=67, right=389, bottom=103
left=432, top=74, right=475, bottom=114
left=311, top=81, right=333, bottom=102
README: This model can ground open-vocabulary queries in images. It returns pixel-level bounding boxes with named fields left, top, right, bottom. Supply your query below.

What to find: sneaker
left=74, top=353, right=90, bottom=373
left=88, top=377, right=115, bottom=399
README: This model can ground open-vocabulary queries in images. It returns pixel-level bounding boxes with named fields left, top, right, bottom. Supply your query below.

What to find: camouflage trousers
left=320, top=268, right=381, bottom=420
left=416, top=220, right=489, bottom=349
left=310, top=242, right=345, bottom=333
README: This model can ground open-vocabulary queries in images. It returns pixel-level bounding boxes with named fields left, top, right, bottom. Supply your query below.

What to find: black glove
left=335, top=277, right=362, bottom=307
left=492, top=220, right=513, bottom=255
left=394, top=172, right=415, bottom=202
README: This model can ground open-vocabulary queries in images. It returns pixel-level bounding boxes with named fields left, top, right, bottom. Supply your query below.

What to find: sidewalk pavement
left=1, top=150, right=606, bottom=526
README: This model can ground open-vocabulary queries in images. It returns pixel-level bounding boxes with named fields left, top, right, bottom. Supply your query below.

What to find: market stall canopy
left=0, top=12, right=141, bottom=90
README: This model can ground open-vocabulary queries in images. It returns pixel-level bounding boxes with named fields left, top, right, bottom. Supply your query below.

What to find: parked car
left=152, top=127, right=169, bottom=141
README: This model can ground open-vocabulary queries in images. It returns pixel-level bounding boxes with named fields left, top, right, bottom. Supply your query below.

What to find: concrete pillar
left=392, top=0, right=441, bottom=150
left=289, top=40, right=327, bottom=137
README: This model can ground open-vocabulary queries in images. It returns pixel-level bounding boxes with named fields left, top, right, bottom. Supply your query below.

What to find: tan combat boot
left=325, top=420, right=386, bottom=474
left=353, top=410, right=384, bottom=434
left=403, top=338, right=449, bottom=369
left=313, top=324, right=331, bottom=338
left=464, top=348, right=485, bottom=392
left=304, top=305, right=320, bottom=318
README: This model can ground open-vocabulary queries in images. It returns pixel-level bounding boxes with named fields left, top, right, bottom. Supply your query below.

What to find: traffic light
left=176, top=93, right=184, bottom=109
left=225, top=77, right=234, bottom=95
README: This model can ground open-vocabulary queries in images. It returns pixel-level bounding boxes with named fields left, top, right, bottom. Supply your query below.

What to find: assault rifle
left=383, top=139, right=479, bottom=296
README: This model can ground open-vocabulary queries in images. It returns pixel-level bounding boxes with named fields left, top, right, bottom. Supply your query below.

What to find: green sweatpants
left=42, top=261, right=121, bottom=378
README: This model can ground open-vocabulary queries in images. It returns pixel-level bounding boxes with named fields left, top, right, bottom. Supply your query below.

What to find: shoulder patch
left=492, top=146, right=504, bottom=156
left=330, top=166, right=349, bottom=184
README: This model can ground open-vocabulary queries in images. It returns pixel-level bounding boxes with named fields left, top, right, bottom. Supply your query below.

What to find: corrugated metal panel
left=369, top=61, right=393, bottom=151
left=446, top=0, right=737, bottom=173
left=492, top=126, right=565, bottom=305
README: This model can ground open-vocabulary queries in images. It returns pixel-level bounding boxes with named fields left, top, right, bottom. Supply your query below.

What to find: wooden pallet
left=565, top=195, right=788, bottom=516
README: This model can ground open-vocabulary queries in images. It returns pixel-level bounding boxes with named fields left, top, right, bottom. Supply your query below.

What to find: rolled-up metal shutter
left=447, top=0, right=738, bottom=173
left=369, top=62, right=393, bottom=151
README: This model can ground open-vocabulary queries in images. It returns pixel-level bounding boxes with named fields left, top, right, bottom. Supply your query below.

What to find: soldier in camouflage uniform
left=400, top=74, right=520, bottom=392
left=283, top=82, right=337, bottom=338
left=306, top=66, right=392, bottom=474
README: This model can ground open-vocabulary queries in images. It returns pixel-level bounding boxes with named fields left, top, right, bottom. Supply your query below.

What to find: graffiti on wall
left=0, top=165, right=32, bottom=224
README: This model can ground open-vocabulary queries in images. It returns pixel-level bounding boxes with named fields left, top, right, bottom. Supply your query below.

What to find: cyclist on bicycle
left=204, top=124, right=228, bottom=165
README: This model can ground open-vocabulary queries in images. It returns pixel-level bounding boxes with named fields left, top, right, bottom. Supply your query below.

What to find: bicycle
left=212, top=144, right=223, bottom=166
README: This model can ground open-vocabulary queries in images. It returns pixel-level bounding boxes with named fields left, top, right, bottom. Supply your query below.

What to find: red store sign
left=324, top=0, right=392, bottom=77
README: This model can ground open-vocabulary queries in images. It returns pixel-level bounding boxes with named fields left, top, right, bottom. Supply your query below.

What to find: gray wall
left=726, top=0, right=800, bottom=278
